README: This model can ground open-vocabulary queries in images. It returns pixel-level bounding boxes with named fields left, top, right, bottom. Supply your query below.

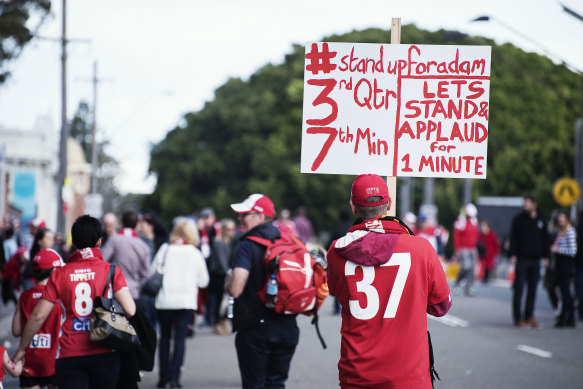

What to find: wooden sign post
left=387, top=17, right=401, bottom=217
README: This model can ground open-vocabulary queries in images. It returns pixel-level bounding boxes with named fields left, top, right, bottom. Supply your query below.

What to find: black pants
left=157, top=309, right=193, bottom=384
left=513, top=258, right=541, bottom=323
left=235, top=320, right=299, bottom=389
left=205, top=273, right=226, bottom=325
left=55, top=352, right=120, bottom=389
left=556, top=255, right=575, bottom=323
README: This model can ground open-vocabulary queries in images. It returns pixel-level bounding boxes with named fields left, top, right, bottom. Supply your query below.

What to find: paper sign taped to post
left=301, top=42, right=491, bottom=178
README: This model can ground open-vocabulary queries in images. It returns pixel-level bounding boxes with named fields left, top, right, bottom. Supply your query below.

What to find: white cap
left=230, top=194, right=275, bottom=218
left=465, top=203, right=478, bottom=217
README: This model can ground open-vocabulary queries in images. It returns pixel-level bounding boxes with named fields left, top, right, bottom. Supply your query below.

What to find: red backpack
left=247, top=233, right=329, bottom=347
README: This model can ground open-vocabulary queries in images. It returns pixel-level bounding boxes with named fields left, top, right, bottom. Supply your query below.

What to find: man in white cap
left=327, top=174, right=451, bottom=389
left=228, top=194, right=299, bottom=389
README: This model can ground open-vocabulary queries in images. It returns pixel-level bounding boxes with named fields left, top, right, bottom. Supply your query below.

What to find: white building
left=0, top=115, right=59, bottom=229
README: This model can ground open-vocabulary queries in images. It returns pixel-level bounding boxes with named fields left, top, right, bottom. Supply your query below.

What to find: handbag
left=90, top=263, right=141, bottom=352
left=141, top=244, right=169, bottom=297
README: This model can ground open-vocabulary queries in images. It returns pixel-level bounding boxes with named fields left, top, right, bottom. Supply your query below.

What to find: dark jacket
left=116, top=307, right=157, bottom=389
left=509, top=211, right=549, bottom=260
left=231, top=222, right=296, bottom=332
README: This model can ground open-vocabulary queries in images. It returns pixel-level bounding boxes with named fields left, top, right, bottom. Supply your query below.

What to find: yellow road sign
left=553, top=177, right=581, bottom=206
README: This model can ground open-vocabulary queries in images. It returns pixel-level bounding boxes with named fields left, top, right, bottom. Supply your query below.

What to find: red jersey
left=327, top=217, right=451, bottom=389
left=453, top=215, right=479, bottom=250
left=42, top=248, right=128, bottom=359
left=0, top=345, right=5, bottom=383
left=19, top=284, right=62, bottom=377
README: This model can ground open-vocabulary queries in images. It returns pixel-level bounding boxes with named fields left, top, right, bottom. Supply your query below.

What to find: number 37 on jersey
left=345, top=252, right=411, bottom=320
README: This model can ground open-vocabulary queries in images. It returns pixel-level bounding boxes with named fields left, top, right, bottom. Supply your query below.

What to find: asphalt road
left=1, top=279, right=581, bottom=388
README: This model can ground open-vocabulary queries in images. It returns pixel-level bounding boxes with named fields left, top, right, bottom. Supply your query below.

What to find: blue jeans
left=157, top=309, right=194, bottom=383
left=455, top=248, right=477, bottom=293
left=513, top=258, right=541, bottom=323
left=235, top=319, right=299, bottom=389
left=556, top=255, right=575, bottom=322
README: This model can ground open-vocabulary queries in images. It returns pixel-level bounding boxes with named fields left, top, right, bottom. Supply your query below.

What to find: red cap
left=351, top=174, right=390, bottom=207
left=231, top=194, right=275, bottom=218
left=28, top=217, right=46, bottom=229
left=33, top=249, right=64, bottom=270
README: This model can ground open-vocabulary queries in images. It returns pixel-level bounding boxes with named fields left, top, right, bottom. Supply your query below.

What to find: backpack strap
left=246, top=235, right=272, bottom=247
left=311, top=311, right=327, bottom=349
left=428, top=330, right=440, bottom=387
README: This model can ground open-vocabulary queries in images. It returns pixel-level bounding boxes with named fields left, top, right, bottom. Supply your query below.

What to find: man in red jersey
left=12, top=248, right=64, bottom=389
left=327, top=174, right=452, bottom=389
left=13, top=215, right=136, bottom=389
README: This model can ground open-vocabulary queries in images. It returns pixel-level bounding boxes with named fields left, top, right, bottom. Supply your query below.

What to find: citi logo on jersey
left=72, top=317, right=91, bottom=332
left=30, top=334, right=51, bottom=349
left=32, top=292, right=43, bottom=299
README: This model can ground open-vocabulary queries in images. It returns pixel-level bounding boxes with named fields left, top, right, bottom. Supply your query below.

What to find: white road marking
left=516, top=344, right=553, bottom=358
left=490, top=279, right=512, bottom=288
left=428, top=314, right=469, bottom=327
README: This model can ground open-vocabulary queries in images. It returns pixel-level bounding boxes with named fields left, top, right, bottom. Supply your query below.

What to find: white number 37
left=345, top=252, right=411, bottom=320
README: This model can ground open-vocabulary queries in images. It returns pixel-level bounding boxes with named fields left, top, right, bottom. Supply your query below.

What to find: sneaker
left=465, top=287, right=476, bottom=297
left=515, top=320, right=529, bottom=328
left=526, top=317, right=539, bottom=328
left=453, top=286, right=461, bottom=295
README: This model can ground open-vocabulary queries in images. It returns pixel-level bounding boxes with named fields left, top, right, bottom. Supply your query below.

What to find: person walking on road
left=327, top=174, right=452, bottom=389
left=102, top=211, right=151, bottom=310
left=206, top=218, right=236, bottom=331
left=12, top=215, right=136, bottom=389
left=478, top=220, right=500, bottom=284
left=153, top=218, right=209, bottom=388
left=227, top=194, right=300, bottom=389
left=550, top=210, right=577, bottom=327
left=453, top=204, right=480, bottom=296
left=509, top=194, right=549, bottom=328
left=12, top=248, right=64, bottom=389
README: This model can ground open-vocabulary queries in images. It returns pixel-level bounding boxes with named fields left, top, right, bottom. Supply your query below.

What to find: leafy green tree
left=69, top=100, right=121, bottom=212
left=69, top=101, right=92, bottom=158
left=146, top=25, right=581, bottom=236
left=0, top=0, right=51, bottom=84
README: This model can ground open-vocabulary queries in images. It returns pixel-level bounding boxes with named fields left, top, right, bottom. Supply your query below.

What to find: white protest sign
left=301, top=42, right=491, bottom=178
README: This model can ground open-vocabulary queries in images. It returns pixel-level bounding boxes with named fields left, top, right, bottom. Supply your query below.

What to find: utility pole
left=90, top=61, right=97, bottom=193
left=560, top=3, right=583, bottom=222
left=56, top=0, right=68, bottom=236
left=77, top=61, right=113, bottom=194
left=82, top=61, right=112, bottom=194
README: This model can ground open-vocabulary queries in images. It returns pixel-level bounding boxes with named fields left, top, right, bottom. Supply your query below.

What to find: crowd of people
left=0, top=183, right=582, bottom=388
left=401, top=193, right=583, bottom=329
left=0, top=203, right=317, bottom=388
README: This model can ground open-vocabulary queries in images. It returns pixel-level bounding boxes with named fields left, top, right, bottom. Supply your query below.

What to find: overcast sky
left=0, top=0, right=581, bottom=194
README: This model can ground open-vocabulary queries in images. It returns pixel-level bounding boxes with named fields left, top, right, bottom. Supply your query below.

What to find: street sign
left=552, top=177, right=580, bottom=206
left=85, top=193, right=104, bottom=218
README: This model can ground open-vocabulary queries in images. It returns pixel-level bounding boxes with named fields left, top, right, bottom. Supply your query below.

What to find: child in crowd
left=1, top=345, right=23, bottom=389
left=12, top=248, right=64, bottom=389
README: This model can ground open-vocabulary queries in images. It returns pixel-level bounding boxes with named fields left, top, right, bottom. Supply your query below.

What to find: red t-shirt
left=19, top=284, right=62, bottom=377
left=327, top=218, right=451, bottom=389
left=42, top=248, right=128, bottom=359
left=0, top=344, right=5, bottom=383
